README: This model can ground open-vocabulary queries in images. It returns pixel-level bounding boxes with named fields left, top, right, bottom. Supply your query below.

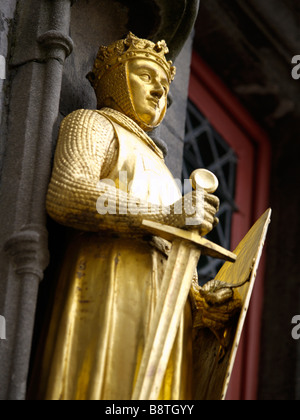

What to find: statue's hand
left=198, top=191, right=220, bottom=236
left=197, top=280, right=242, bottom=328
left=191, top=280, right=243, bottom=352
left=169, top=190, right=219, bottom=235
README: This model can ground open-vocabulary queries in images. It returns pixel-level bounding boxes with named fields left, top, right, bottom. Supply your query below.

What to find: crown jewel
left=89, top=32, right=176, bottom=89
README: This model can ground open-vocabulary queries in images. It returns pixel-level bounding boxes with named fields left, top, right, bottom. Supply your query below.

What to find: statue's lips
left=147, top=97, right=160, bottom=109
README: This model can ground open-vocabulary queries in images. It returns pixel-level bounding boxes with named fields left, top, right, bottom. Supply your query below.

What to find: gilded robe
left=33, top=108, right=193, bottom=400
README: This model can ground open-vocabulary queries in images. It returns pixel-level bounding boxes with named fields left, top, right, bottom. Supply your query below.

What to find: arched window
left=184, top=52, right=271, bottom=400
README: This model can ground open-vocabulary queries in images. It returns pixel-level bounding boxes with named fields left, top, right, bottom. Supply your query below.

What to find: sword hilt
left=190, top=168, right=219, bottom=193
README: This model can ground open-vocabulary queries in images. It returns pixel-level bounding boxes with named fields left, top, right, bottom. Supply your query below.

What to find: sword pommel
left=190, top=168, right=219, bottom=193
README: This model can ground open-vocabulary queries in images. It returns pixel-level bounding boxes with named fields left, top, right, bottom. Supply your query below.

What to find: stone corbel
left=153, top=0, right=200, bottom=61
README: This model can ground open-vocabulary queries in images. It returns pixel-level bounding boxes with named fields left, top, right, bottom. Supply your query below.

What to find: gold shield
left=192, top=209, right=272, bottom=400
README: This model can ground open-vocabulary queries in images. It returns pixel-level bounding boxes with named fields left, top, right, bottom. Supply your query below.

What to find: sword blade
left=132, top=238, right=200, bottom=400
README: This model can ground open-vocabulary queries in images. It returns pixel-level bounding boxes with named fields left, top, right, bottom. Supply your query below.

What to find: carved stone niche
left=60, top=0, right=198, bottom=177
left=60, top=0, right=129, bottom=117
left=60, top=0, right=199, bottom=113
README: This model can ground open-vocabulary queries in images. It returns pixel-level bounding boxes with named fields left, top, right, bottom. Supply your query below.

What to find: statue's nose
left=151, top=83, right=164, bottom=99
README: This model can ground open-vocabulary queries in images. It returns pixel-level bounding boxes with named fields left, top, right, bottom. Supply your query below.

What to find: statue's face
left=127, top=59, right=170, bottom=128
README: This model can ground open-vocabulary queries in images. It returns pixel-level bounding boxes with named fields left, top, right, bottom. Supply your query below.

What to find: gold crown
left=89, top=32, right=176, bottom=89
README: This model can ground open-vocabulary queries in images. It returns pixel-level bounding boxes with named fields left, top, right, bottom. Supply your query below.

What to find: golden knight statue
left=29, top=33, right=268, bottom=401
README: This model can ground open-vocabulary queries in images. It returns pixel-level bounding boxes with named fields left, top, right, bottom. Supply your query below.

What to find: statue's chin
left=135, top=110, right=166, bottom=132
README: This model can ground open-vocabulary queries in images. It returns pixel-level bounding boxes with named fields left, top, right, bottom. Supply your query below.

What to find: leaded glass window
left=182, top=100, right=238, bottom=285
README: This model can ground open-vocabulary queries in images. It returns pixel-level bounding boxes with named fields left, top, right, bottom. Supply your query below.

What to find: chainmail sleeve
left=46, top=109, right=120, bottom=232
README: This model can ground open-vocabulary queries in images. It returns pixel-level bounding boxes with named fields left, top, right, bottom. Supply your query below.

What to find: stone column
left=0, top=0, right=74, bottom=400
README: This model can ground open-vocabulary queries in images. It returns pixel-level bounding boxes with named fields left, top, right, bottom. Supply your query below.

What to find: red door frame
left=189, top=52, right=271, bottom=400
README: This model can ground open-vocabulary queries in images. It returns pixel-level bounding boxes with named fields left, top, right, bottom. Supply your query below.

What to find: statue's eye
left=140, top=73, right=151, bottom=82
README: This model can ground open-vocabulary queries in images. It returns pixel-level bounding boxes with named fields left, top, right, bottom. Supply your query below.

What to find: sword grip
left=190, top=169, right=219, bottom=237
